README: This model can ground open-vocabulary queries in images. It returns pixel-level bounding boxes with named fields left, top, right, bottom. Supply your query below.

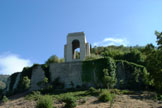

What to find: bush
left=2, top=96, right=8, bottom=103
left=87, top=87, right=99, bottom=96
left=84, top=54, right=102, bottom=61
left=110, top=89, right=121, bottom=95
left=21, top=76, right=30, bottom=90
left=62, top=95, right=77, bottom=108
left=103, top=68, right=117, bottom=89
left=25, top=91, right=41, bottom=100
left=36, top=95, right=53, bottom=108
left=98, top=90, right=115, bottom=102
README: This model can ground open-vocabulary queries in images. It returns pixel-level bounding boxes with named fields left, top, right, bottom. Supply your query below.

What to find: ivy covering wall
left=116, top=60, right=149, bottom=90
left=82, top=57, right=149, bottom=89
left=82, top=57, right=116, bottom=86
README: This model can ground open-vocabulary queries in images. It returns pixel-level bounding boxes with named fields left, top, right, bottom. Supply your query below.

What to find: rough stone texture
left=30, top=66, right=45, bottom=91
left=64, top=32, right=90, bottom=62
left=50, top=61, right=83, bottom=88
left=5, top=77, right=11, bottom=92
left=13, top=72, right=21, bottom=90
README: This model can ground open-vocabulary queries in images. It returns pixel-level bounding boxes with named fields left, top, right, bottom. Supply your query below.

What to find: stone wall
left=30, top=66, right=45, bottom=91
left=50, top=61, right=83, bottom=88
left=13, top=73, right=21, bottom=90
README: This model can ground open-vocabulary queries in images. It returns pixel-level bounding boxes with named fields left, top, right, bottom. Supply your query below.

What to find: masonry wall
left=30, top=66, right=45, bottom=91
left=50, top=61, right=83, bottom=88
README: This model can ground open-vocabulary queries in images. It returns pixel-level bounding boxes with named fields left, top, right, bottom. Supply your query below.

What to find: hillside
left=0, top=75, right=9, bottom=89
left=0, top=89, right=162, bottom=108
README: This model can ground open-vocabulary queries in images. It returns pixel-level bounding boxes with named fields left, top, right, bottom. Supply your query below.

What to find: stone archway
left=72, top=40, right=80, bottom=59
left=64, top=32, right=90, bottom=62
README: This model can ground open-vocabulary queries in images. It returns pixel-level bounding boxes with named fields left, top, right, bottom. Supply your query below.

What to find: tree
left=123, top=49, right=145, bottom=65
left=146, top=31, right=162, bottom=93
left=45, top=55, right=60, bottom=64
left=155, top=31, right=162, bottom=49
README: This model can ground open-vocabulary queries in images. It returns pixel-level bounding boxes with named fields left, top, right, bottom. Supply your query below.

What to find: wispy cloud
left=93, top=37, right=129, bottom=47
left=0, top=53, right=32, bottom=75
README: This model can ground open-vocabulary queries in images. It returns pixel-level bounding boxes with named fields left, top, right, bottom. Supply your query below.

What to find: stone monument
left=64, top=32, right=90, bottom=62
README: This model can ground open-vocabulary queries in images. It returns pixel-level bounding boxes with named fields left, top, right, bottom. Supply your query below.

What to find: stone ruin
left=64, top=32, right=90, bottom=62
left=5, top=32, right=91, bottom=91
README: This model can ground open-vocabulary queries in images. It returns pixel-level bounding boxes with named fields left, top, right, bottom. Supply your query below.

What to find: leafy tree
left=45, top=55, right=64, bottom=64
left=142, top=44, right=155, bottom=55
left=45, top=55, right=60, bottom=64
left=155, top=31, right=162, bottom=49
left=146, top=31, right=162, bottom=92
left=123, top=49, right=145, bottom=65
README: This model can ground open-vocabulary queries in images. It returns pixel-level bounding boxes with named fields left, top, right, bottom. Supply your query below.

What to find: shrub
left=110, top=89, right=121, bottom=95
left=2, top=96, right=8, bottom=103
left=21, top=76, right=30, bottom=90
left=36, top=95, right=53, bottom=108
left=84, top=54, right=102, bottom=61
left=98, top=90, right=115, bottom=102
left=103, top=68, right=116, bottom=89
left=25, top=91, right=41, bottom=100
left=62, top=95, right=77, bottom=108
left=87, top=87, right=99, bottom=96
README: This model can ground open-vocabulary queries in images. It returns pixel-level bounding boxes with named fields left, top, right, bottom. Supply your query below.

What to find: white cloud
left=0, top=53, right=32, bottom=75
left=93, top=37, right=129, bottom=47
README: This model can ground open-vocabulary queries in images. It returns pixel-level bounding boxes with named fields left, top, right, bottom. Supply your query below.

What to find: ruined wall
left=30, top=66, right=45, bottom=91
left=13, top=73, right=21, bottom=90
left=50, top=61, right=83, bottom=88
left=5, top=59, right=148, bottom=93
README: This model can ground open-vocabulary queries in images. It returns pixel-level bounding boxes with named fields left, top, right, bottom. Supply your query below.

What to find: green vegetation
left=116, top=60, right=149, bottom=90
left=26, top=87, right=152, bottom=107
left=86, top=87, right=100, bottom=96
left=20, top=76, right=30, bottom=90
left=45, top=55, right=64, bottom=65
left=36, top=95, right=53, bottom=108
left=3, top=30, right=162, bottom=100
left=98, top=90, right=115, bottom=102
left=103, top=68, right=117, bottom=89
left=37, top=77, right=48, bottom=88
left=62, top=95, right=77, bottom=108
left=84, top=54, right=103, bottom=61
left=82, top=57, right=117, bottom=86
left=2, top=96, right=8, bottom=103
left=41, top=64, right=51, bottom=82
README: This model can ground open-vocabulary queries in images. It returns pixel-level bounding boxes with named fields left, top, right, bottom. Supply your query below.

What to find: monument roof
left=67, top=32, right=85, bottom=37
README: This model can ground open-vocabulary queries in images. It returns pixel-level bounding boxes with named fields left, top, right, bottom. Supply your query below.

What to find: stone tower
left=64, top=32, right=90, bottom=62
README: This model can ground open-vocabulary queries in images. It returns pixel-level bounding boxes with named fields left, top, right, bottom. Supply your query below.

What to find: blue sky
left=0, top=0, right=162, bottom=74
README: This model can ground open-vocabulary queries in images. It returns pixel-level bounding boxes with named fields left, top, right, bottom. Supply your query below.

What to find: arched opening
left=72, top=40, right=80, bottom=59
